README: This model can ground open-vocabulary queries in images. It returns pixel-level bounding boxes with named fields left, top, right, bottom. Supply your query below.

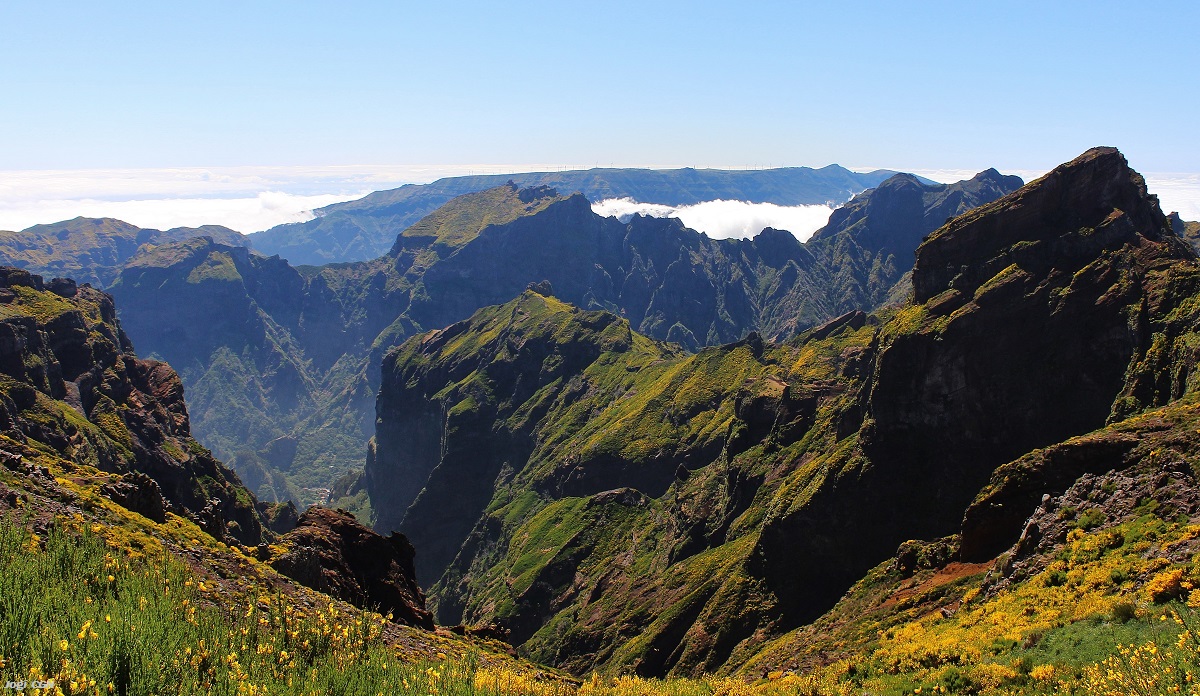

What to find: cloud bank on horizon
left=0, top=166, right=1198, bottom=236
left=591, top=198, right=835, bottom=241
left=0, top=192, right=369, bottom=235
left=0, top=165, right=550, bottom=233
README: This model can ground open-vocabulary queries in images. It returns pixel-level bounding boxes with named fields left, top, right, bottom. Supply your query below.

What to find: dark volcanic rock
left=271, top=506, right=433, bottom=629
left=262, top=500, right=300, bottom=535
left=971, top=400, right=1200, bottom=595
left=959, top=432, right=1137, bottom=561
left=46, top=277, right=78, bottom=298
left=912, top=147, right=1178, bottom=303
left=100, top=471, right=167, bottom=523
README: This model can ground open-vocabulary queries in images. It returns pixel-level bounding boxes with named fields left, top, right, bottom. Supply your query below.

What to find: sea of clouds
left=591, top=198, right=836, bottom=241
left=0, top=166, right=1198, bottom=237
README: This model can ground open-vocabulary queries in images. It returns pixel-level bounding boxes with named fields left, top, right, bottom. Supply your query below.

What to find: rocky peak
left=270, top=506, right=433, bottom=629
left=810, top=168, right=1023, bottom=256
left=912, top=147, right=1185, bottom=303
left=969, top=167, right=1015, bottom=185
left=746, top=227, right=803, bottom=265
left=756, top=148, right=1197, bottom=628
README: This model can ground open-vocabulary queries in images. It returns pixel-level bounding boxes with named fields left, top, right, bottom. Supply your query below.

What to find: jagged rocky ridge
left=367, top=147, right=1200, bottom=676
left=110, top=173, right=1019, bottom=505
left=0, top=267, right=264, bottom=543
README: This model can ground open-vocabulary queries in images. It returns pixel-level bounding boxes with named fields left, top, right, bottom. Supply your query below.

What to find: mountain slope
left=366, top=147, right=1199, bottom=677
left=0, top=266, right=557, bottom=694
left=0, top=217, right=248, bottom=287
left=249, top=166, right=900, bottom=265
left=0, top=267, right=265, bottom=543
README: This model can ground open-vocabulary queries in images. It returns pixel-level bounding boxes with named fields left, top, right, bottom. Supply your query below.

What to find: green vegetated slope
left=367, top=147, right=1200, bottom=682
left=1170, top=211, right=1200, bottom=250
left=0, top=216, right=248, bottom=288
left=111, top=174, right=1017, bottom=508
left=249, top=165, right=902, bottom=265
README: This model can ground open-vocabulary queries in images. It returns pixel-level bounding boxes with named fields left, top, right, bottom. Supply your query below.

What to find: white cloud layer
left=591, top=198, right=834, bottom=241
left=1145, top=174, right=1200, bottom=222
left=1, top=165, right=1198, bottom=237
left=0, top=192, right=369, bottom=234
left=0, top=164, right=554, bottom=233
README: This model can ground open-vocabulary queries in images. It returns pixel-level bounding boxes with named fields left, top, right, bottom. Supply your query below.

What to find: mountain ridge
left=0, top=216, right=248, bottom=288
left=249, top=165, right=904, bottom=265
left=365, top=146, right=1200, bottom=677
left=110, top=171, right=1015, bottom=505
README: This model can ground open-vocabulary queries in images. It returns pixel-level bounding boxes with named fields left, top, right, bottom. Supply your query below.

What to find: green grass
left=185, top=251, right=242, bottom=284
left=400, top=184, right=563, bottom=249
left=0, top=516, right=573, bottom=696
left=0, top=285, right=79, bottom=322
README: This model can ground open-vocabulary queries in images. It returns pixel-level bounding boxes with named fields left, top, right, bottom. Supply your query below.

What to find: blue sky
left=2, top=1, right=1197, bottom=172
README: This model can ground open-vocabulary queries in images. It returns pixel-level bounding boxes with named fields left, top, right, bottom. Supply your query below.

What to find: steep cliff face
left=0, top=267, right=264, bottom=543
left=756, top=147, right=1193, bottom=625
left=110, top=239, right=321, bottom=502
left=367, top=148, right=1200, bottom=677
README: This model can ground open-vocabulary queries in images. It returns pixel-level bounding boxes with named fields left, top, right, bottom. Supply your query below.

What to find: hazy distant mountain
left=249, top=166, right=900, bottom=265
left=0, top=217, right=248, bottom=287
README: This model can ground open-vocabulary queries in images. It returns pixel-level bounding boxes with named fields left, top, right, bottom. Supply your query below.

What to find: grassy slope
left=0, top=444, right=556, bottom=696
left=400, top=182, right=564, bottom=248
left=738, top=397, right=1200, bottom=695
left=391, top=289, right=1200, bottom=693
